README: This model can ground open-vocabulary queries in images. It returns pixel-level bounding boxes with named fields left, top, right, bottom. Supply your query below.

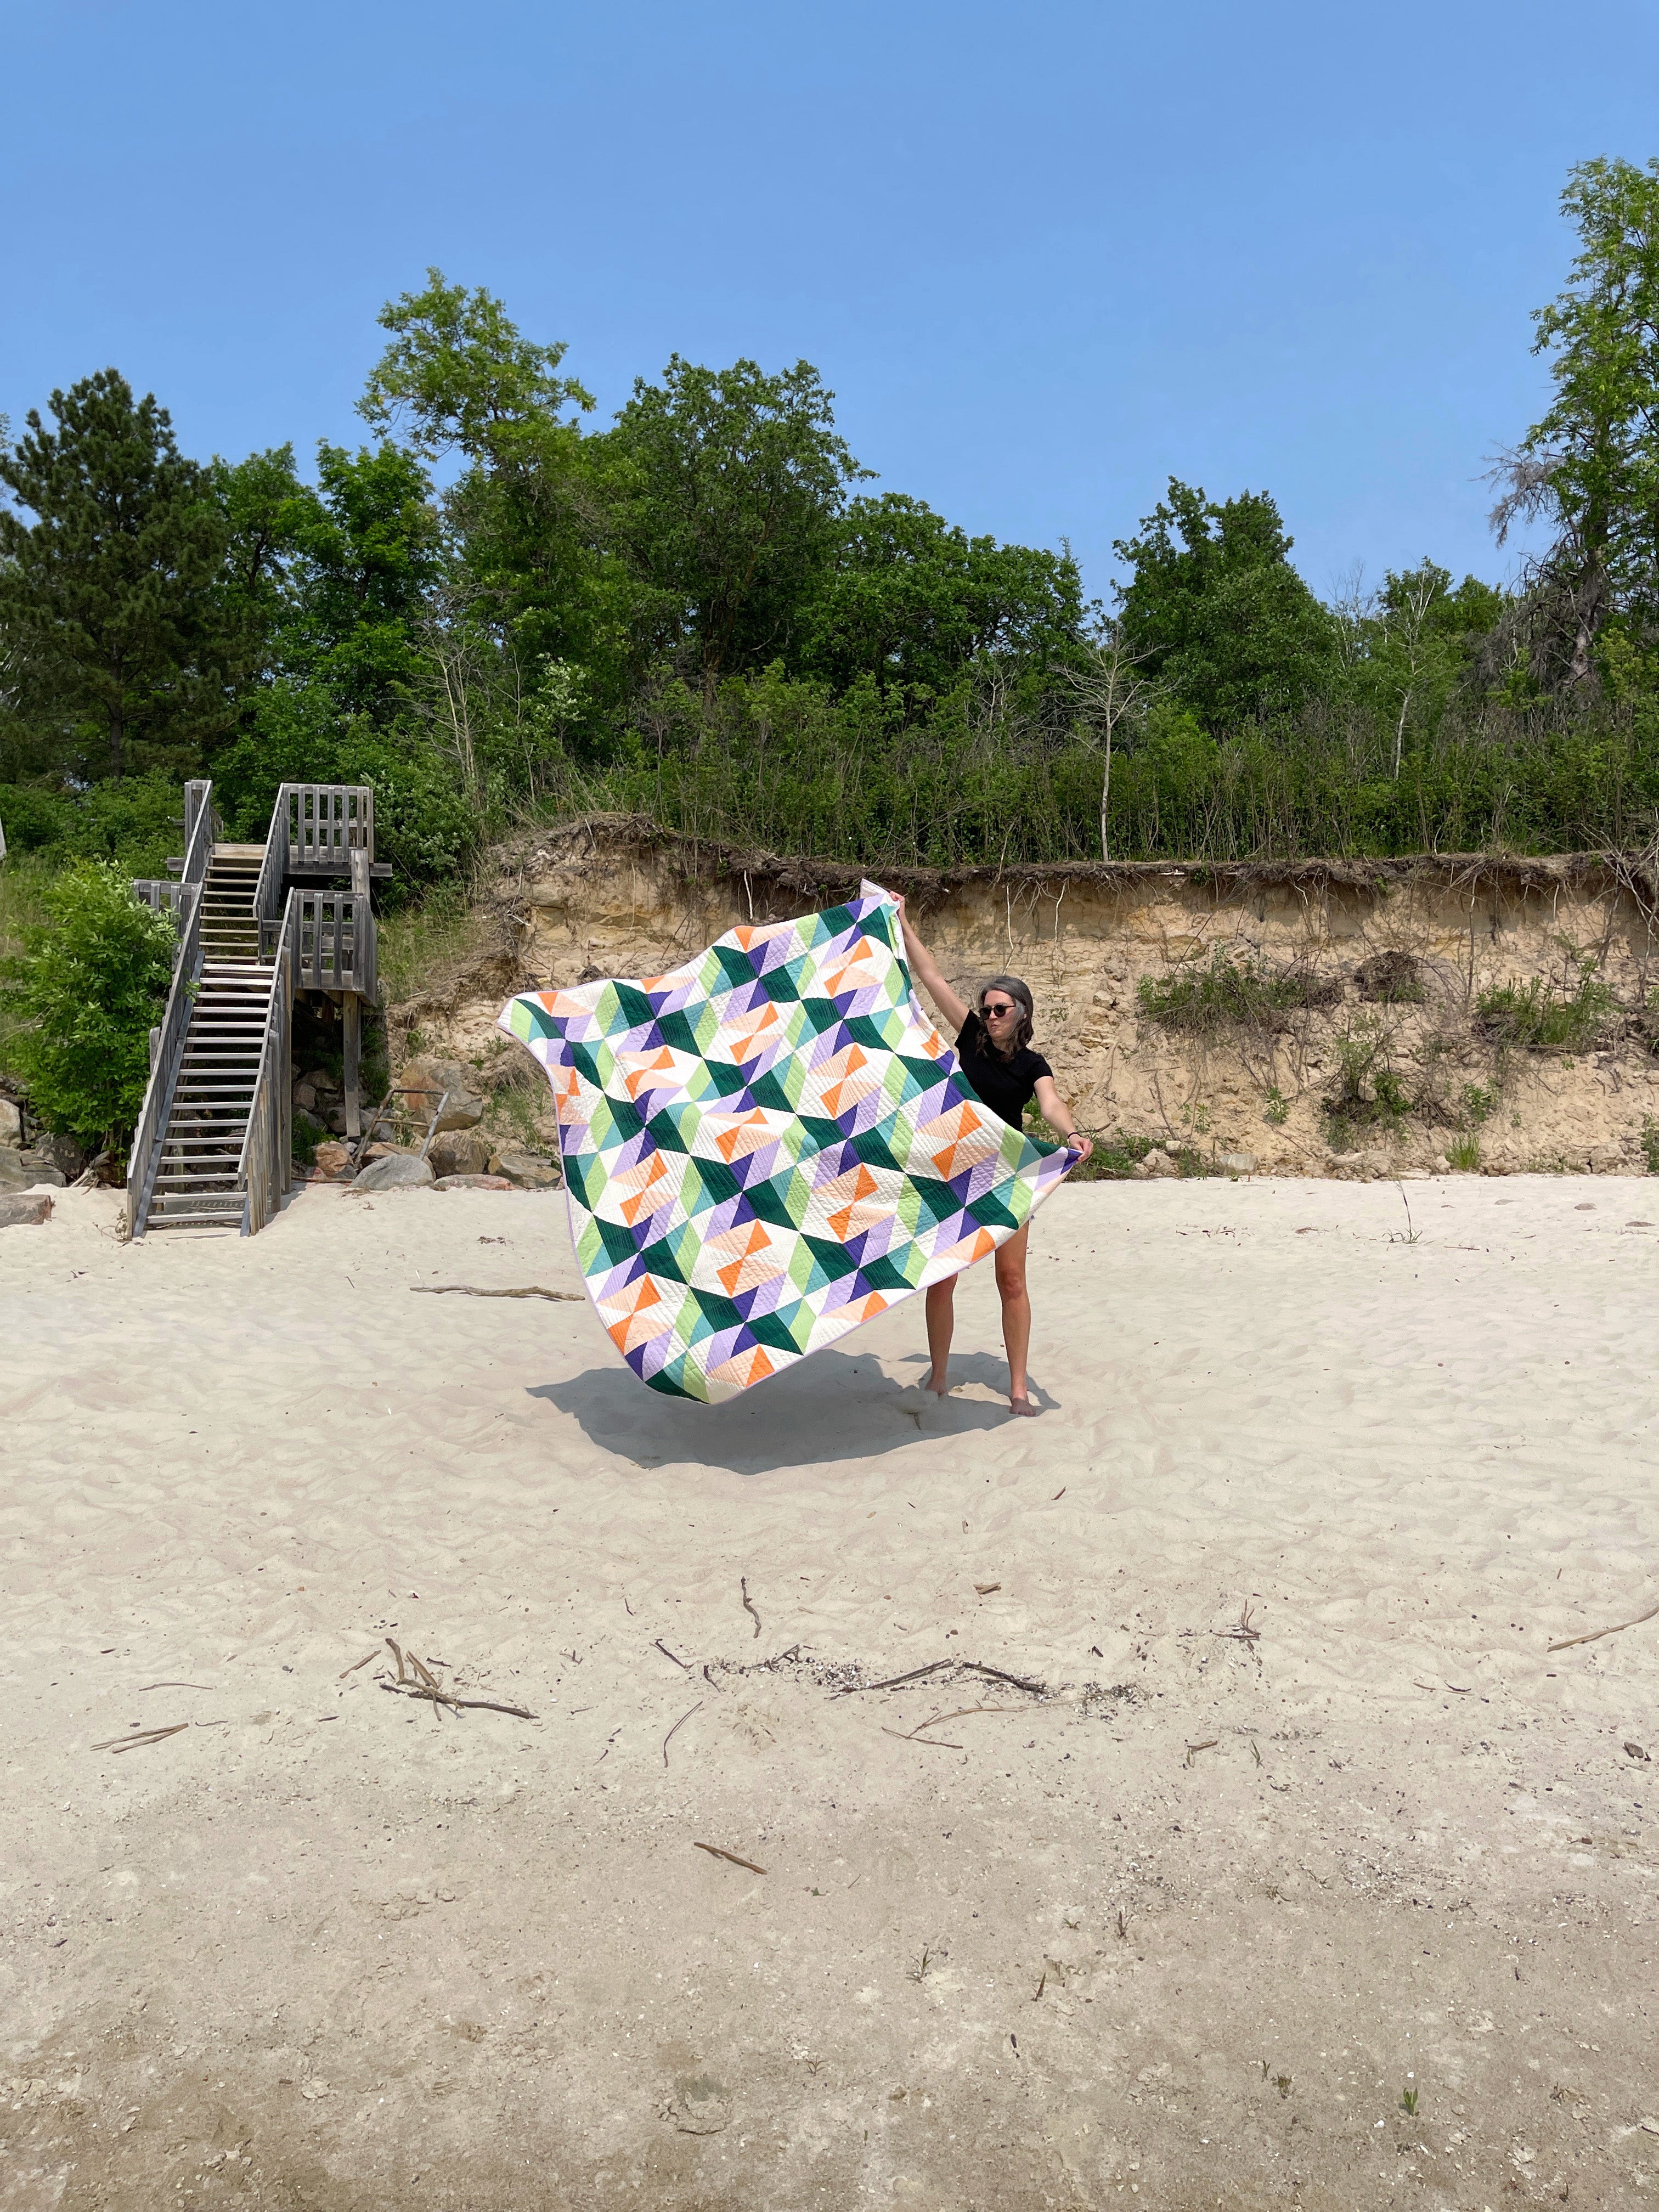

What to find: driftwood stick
left=693, top=1841, right=766, bottom=1875
left=663, top=1700, right=703, bottom=1767
left=907, top=1703, right=1027, bottom=1735
left=410, top=1285, right=583, bottom=1302
left=741, top=1576, right=762, bottom=1640
left=882, top=1726, right=964, bottom=1750
left=379, top=1683, right=537, bottom=1719
left=959, top=1660, right=1047, bottom=1695
left=1548, top=1599, right=1659, bottom=1654
left=385, top=1637, right=408, bottom=1684
left=656, top=1639, right=691, bottom=1671
left=338, top=1651, right=377, bottom=1679
left=834, top=1659, right=953, bottom=1697
left=93, top=1724, right=189, bottom=1753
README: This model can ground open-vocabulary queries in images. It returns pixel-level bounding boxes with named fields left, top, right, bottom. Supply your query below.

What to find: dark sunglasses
left=981, top=999, right=1019, bottom=1019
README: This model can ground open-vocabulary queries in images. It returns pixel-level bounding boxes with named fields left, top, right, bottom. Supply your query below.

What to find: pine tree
left=0, top=369, right=230, bottom=779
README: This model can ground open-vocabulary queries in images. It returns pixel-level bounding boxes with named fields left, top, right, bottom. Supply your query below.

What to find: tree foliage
left=5, top=160, right=1659, bottom=903
left=1113, top=478, right=1338, bottom=730
left=0, top=371, right=234, bottom=781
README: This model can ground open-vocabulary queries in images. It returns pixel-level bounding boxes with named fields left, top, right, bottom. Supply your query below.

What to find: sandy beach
left=3, top=1175, right=1658, bottom=2210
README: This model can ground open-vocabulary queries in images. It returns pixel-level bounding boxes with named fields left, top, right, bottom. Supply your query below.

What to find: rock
left=397, top=1057, right=485, bottom=1132
left=489, top=1145, right=562, bottom=1189
left=434, top=1173, right=515, bottom=1191
left=364, top=1141, right=419, bottom=1161
left=0, top=1150, right=65, bottom=1190
left=350, top=1153, right=436, bottom=1194
left=28, top=1131, right=82, bottom=1177
left=292, top=1079, right=318, bottom=1112
left=1132, top=1147, right=1180, bottom=1180
left=0, top=1098, right=21, bottom=1147
left=312, top=1141, right=353, bottom=1180
left=429, top=1126, right=494, bottom=1178
left=0, top=1192, right=52, bottom=1228
left=1218, top=1150, right=1257, bottom=1177
left=325, top=1107, right=349, bottom=1136
left=295, top=1107, right=329, bottom=1138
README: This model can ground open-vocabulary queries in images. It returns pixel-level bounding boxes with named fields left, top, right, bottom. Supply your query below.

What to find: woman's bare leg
left=924, top=1276, right=957, bottom=1394
left=995, top=1223, right=1035, bottom=1413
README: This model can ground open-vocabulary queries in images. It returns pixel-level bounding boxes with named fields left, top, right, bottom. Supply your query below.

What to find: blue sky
left=4, top=0, right=1656, bottom=605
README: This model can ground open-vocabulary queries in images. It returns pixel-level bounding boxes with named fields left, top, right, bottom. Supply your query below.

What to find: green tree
left=1359, top=561, right=1506, bottom=773
left=274, top=441, right=443, bottom=723
left=0, top=370, right=232, bottom=780
left=1114, top=478, right=1337, bottom=730
left=1492, top=157, right=1659, bottom=676
left=2, top=861, right=177, bottom=1155
left=605, top=356, right=869, bottom=690
left=800, top=493, right=1085, bottom=695
left=357, top=272, right=624, bottom=713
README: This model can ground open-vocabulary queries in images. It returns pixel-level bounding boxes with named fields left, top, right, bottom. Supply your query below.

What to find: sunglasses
left=981, top=1000, right=1019, bottom=1019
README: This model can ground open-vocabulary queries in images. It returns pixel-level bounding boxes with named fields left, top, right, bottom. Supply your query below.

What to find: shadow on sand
left=528, top=1348, right=1052, bottom=1474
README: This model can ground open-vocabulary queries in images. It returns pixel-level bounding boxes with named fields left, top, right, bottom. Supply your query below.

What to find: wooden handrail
left=261, top=889, right=377, bottom=998
left=127, top=780, right=217, bottom=1237
left=239, top=891, right=297, bottom=1237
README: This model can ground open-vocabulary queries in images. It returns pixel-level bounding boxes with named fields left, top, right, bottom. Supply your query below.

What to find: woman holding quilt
left=895, top=899, right=1092, bottom=1418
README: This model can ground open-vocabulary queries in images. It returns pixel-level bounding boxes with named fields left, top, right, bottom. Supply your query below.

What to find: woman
left=895, top=898, right=1093, bottom=1418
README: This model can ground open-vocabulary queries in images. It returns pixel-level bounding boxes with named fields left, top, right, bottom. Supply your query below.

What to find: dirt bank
left=392, top=818, right=1659, bottom=1180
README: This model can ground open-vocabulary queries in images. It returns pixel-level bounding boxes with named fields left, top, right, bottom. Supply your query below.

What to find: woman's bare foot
left=1009, top=1395, right=1038, bottom=1417
left=924, top=1373, right=952, bottom=1400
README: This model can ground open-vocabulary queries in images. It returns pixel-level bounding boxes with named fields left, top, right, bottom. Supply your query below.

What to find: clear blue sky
left=4, top=0, right=1656, bottom=604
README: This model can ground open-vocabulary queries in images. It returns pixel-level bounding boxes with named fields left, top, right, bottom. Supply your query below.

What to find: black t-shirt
left=953, top=1012, right=1052, bottom=1131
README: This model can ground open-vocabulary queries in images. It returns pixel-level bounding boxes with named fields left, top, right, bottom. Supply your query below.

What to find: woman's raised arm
left=893, top=896, right=970, bottom=1035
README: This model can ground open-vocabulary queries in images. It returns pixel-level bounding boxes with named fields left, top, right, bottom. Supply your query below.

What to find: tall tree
left=0, top=370, right=231, bottom=779
left=605, top=356, right=868, bottom=689
left=1113, top=479, right=1336, bottom=731
left=1490, top=156, right=1659, bottom=680
left=356, top=272, right=620, bottom=704
left=800, top=493, right=1085, bottom=695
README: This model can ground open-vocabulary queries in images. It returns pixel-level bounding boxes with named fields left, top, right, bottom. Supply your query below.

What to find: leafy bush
left=1323, top=1018, right=1419, bottom=1148
left=1447, top=1133, right=1482, bottom=1171
left=0, top=773, right=183, bottom=876
left=1137, top=946, right=1339, bottom=1036
left=1, top=862, right=177, bottom=1155
left=1475, top=963, right=1617, bottom=1052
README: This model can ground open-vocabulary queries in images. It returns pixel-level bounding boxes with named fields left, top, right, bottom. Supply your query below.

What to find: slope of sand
left=3, top=1177, right=1658, bottom=2210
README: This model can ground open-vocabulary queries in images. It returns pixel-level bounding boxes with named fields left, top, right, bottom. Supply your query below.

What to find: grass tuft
left=1475, top=962, right=1616, bottom=1052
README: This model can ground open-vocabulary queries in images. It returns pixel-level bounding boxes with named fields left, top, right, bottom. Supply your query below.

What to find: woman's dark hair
left=979, top=974, right=1035, bottom=1058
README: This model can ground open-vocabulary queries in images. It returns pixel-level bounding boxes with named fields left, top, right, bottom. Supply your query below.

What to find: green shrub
left=1643, top=1116, right=1659, bottom=1176
left=1324, top=1018, right=1418, bottom=1148
left=1476, top=963, right=1617, bottom=1052
left=1, top=862, right=177, bottom=1156
left=1447, top=1133, right=1482, bottom=1171
left=1137, top=946, right=1338, bottom=1036
left=0, top=774, right=183, bottom=876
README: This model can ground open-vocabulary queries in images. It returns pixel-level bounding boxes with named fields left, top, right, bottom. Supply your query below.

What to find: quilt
left=499, top=881, right=1077, bottom=1402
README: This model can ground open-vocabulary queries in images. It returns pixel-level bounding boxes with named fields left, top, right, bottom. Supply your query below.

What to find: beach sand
left=3, top=1176, right=1657, bottom=2209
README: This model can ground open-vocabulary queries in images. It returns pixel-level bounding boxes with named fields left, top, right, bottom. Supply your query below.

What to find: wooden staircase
left=128, top=784, right=382, bottom=1240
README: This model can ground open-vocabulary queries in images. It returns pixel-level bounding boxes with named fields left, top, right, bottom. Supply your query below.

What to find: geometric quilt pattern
left=499, top=881, right=1079, bottom=1403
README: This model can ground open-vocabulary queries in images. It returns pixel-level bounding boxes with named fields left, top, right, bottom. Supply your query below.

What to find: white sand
left=3, top=1176, right=1657, bottom=2209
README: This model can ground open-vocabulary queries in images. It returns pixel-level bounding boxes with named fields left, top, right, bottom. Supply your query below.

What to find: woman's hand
left=1068, top=1133, right=1093, bottom=1163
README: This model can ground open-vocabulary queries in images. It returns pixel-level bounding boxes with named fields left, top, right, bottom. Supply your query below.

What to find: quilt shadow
left=528, top=1345, right=1051, bottom=1475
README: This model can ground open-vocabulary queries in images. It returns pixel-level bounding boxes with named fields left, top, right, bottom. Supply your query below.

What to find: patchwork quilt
left=499, top=882, right=1077, bottom=1402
